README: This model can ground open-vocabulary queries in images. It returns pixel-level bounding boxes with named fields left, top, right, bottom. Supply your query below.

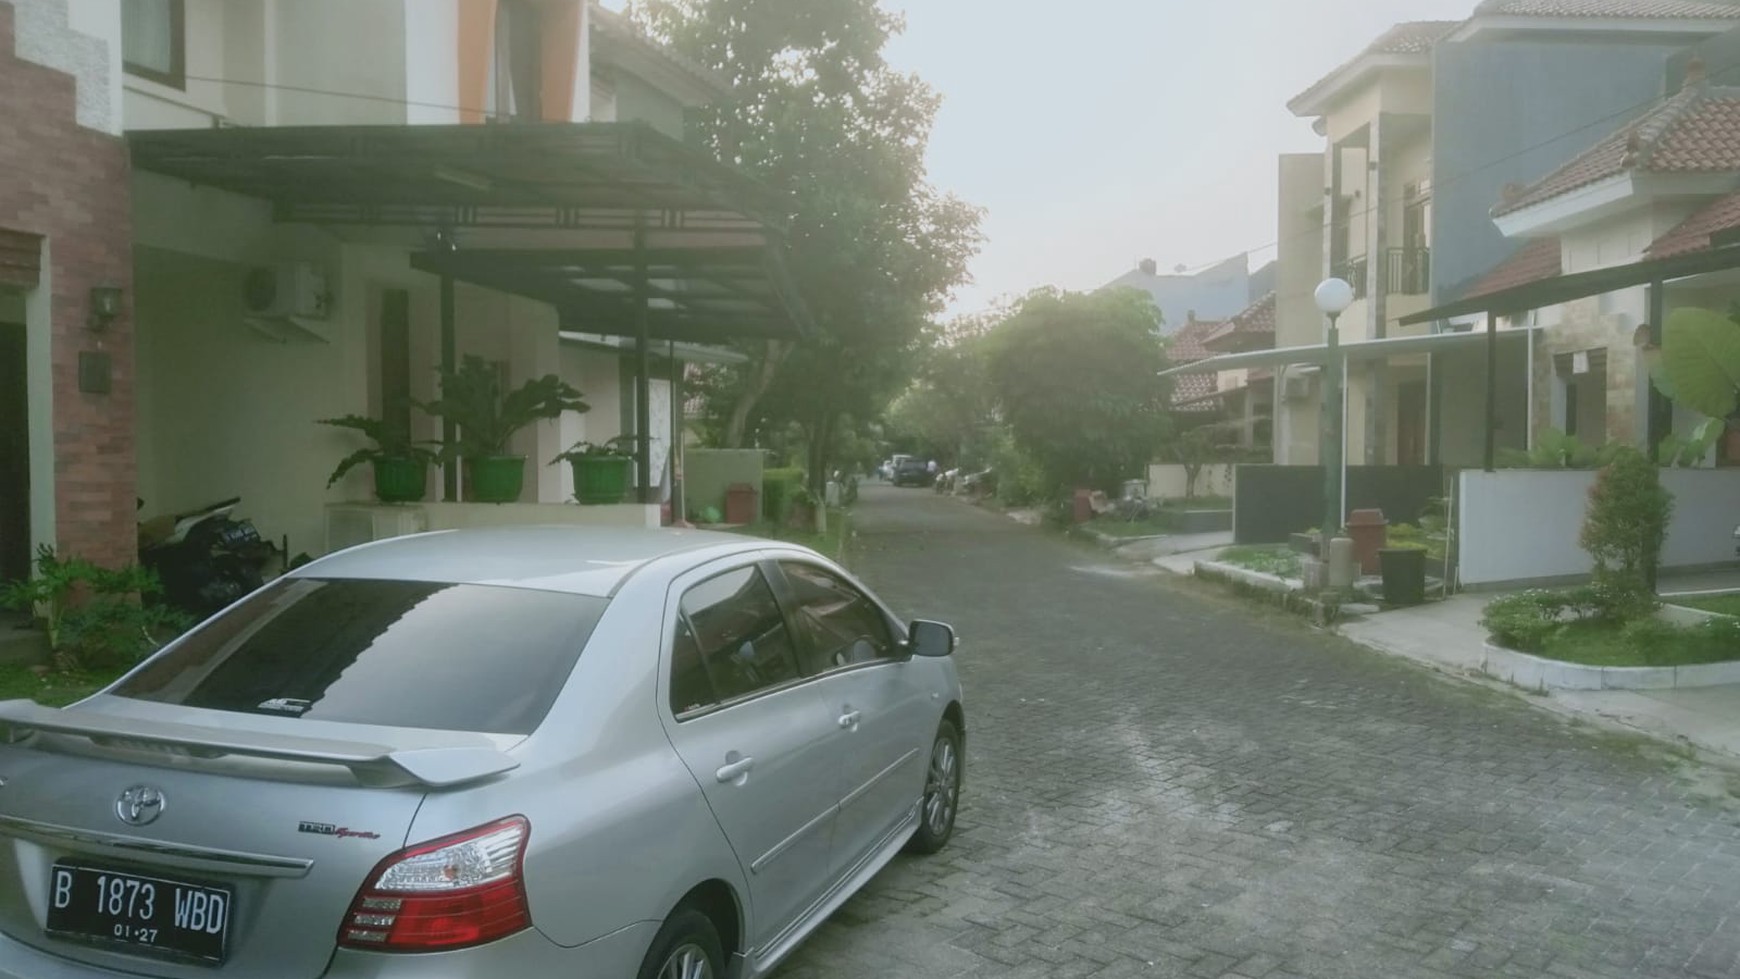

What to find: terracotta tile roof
left=1167, top=318, right=1226, bottom=409
left=1206, top=293, right=1277, bottom=352
left=1648, top=190, right=1740, bottom=256
left=1464, top=237, right=1563, bottom=299
left=1495, top=84, right=1740, bottom=216
left=1475, top=0, right=1740, bottom=17
left=1290, top=22, right=1462, bottom=113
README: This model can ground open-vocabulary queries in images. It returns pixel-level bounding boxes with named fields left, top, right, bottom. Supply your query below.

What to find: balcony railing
left=1387, top=247, right=1431, bottom=296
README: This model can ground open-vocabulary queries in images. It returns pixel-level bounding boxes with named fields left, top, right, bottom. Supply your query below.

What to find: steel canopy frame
left=129, top=122, right=814, bottom=504
left=1399, top=244, right=1740, bottom=470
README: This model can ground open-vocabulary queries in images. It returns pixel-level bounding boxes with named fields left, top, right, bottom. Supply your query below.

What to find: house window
left=492, top=0, right=543, bottom=120
left=122, top=0, right=185, bottom=89
left=1555, top=350, right=1607, bottom=443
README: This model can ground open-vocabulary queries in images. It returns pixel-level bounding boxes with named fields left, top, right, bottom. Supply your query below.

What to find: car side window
left=778, top=562, right=897, bottom=675
left=671, top=566, right=801, bottom=714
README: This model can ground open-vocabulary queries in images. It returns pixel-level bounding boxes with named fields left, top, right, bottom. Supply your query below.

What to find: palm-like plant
left=421, top=356, right=590, bottom=460
left=317, top=414, right=438, bottom=488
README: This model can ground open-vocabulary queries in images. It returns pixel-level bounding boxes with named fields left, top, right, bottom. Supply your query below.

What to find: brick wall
left=0, top=2, right=136, bottom=568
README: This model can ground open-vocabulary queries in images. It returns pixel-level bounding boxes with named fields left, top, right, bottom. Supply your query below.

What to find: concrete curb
left=1479, top=641, right=1740, bottom=692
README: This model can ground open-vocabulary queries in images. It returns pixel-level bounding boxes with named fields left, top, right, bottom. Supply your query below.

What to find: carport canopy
left=128, top=122, right=814, bottom=343
left=1158, top=327, right=1538, bottom=378
left=129, top=121, right=814, bottom=499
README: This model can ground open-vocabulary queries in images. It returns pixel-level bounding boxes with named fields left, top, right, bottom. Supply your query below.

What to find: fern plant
left=420, top=356, right=590, bottom=460
left=316, top=414, right=439, bottom=487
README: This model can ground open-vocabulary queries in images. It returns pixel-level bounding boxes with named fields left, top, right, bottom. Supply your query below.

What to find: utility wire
left=182, top=58, right=1735, bottom=294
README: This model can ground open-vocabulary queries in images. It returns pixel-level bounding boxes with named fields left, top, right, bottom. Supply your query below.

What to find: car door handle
left=715, top=757, right=755, bottom=783
left=838, top=710, right=862, bottom=729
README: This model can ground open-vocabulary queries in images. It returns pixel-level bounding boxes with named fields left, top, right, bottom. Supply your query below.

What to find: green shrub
left=1481, top=591, right=1567, bottom=653
left=1580, top=446, right=1673, bottom=619
left=0, top=546, right=191, bottom=672
left=1219, top=545, right=1304, bottom=579
left=761, top=467, right=807, bottom=524
left=1619, top=617, right=1685, bottom=666
left=987, top=431, right=1049, bottom=506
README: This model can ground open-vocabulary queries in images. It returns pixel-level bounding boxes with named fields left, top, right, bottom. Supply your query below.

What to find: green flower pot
left=572, top=455, right=633, bottom=505
left=468, top=456, right=526, bottom=504
left=372, top=457, right=428, bottom=504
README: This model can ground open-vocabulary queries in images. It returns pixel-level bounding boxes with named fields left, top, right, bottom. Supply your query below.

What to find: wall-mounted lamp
left=87, top=285, right=123, bottom=332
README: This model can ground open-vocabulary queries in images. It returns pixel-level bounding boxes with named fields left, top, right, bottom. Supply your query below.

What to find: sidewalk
left=1151, top=552, right=1740, bottom=764
left=1340, top=595, right=1740, bottom=763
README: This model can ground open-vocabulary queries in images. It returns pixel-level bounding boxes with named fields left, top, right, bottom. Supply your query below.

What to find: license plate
left=46, top=864, right=231, bottom=963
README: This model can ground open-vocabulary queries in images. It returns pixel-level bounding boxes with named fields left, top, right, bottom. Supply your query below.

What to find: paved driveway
left=774, top=485, right=1740, bottom=979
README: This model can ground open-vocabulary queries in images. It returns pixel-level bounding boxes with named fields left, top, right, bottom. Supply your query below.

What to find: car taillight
left=338, top=816, right=531, bottom=953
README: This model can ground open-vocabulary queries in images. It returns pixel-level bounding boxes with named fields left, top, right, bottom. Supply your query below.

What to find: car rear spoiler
left=0, top=700, right=519, bottom=789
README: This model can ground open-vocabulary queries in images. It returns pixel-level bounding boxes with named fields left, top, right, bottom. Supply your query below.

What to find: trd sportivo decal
left=297, top=822, right=382, bottom=840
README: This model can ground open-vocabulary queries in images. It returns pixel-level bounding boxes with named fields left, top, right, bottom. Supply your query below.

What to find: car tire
left=906, top=718, right=962, bottom=855
left=636, top=908, right=725, bottom=979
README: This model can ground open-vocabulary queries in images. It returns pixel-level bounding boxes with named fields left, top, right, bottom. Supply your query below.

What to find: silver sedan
left=0, top=526, right=965, bottom=978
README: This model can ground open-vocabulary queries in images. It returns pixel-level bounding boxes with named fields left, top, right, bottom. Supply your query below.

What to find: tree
left=1579, top=445, right=1673, bottom=618
left=1167, top=423, right=1240, bottom=501
left=637, top=0, right=982, bottom=492
left=884, top=316, right=998, bottom=468
left=985, top=289, right=1172, bottom=496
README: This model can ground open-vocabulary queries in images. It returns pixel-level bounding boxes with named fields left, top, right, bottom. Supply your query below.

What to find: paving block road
left=773, top=485, right=1740, bottom=979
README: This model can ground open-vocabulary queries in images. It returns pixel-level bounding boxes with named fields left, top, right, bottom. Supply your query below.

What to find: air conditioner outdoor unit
left=243, top=263, right=333, bottom=342
left=1282, top=374, right=1314, bottom=402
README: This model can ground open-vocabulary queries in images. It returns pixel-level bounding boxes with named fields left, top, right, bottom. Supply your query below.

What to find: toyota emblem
left=115, top=785, right=165, bottom=827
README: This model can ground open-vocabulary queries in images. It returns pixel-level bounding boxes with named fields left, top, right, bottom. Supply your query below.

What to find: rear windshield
left=114, top=579, right=608, bottom=735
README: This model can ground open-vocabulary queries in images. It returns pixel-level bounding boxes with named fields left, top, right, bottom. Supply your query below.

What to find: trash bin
left=1379, top=547, right=1427, bottom=606
left=1345, top=508, right=1388, bottom=575
left=724, top=483, right=759, bottom=526
left=1072, top=488, right=1094, bottom=524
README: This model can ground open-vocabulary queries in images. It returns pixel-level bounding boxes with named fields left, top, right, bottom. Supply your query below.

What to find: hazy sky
left=610, top=0, right=1480, bottom=314
left=882, top=0, right=1477, bottom=315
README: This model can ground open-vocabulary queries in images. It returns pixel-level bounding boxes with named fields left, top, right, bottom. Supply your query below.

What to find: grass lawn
left=1087, top=517, right=1173, bottom=538
left=1217, top=544, right=1303, bottom=579
left=1532, top=619, right=1740, bottom=668
left=1160, top=495, right=1232, bottom=510
left=0, top=663, right=125, bottom=707
left=1667, top=593, right=1740, bottom=618
left=726, top=508, right=851, bottom=563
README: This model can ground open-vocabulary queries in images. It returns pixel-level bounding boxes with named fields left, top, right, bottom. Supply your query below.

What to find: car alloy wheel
left=925, top=735, right=959, bottom=836
left=660, top=942, right=715, bottom=979
left=906, top=718, right=962, bottom=854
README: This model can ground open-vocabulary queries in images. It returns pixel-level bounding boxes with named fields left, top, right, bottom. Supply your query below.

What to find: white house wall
left=403, top=0, right=459, bottom=124
left=133, top=245, right=369, bottom=564
left=1459, top=468, right=1740, bottom=587
left=273, top=0, right=407, bottom=125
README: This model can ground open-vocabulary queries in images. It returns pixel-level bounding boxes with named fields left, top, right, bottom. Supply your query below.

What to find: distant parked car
left=0, top=526, right=965, bottom=979
left=892, top=458, right=933, bottom=487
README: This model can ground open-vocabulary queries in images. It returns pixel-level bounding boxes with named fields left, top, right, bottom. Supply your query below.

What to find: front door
left=0, top=319, right=28, bottom=583
left=1397, top=381, right=1426, bottom=466
left=660, top=561, right=840, bottom=951
left=774, top=560, right=935, bottom=876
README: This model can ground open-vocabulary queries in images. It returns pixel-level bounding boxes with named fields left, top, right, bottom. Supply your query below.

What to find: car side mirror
left=908, top=620, right=956, bottom=658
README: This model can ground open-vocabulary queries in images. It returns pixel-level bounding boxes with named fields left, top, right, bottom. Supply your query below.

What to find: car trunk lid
left=0, top=697, right=519, bottom=979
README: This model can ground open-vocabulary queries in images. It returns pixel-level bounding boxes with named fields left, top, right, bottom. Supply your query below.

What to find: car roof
left=293, top=525, right=767, bottom=597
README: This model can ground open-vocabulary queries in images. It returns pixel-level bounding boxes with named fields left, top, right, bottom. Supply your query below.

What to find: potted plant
left=551, top=435, right=639, bottom=505
left=420, top=355, right=589, bottom=504
left=317, top=414, right=438, bottom=503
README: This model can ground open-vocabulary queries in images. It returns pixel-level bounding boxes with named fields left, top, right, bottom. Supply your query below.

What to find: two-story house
left=0, top=0, right=807, bottom=581
left=1258, top=2, right=1740, bottom=475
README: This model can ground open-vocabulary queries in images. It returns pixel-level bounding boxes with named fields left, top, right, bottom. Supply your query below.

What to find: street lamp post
left=1314, top=278, right=1355, bottom=554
